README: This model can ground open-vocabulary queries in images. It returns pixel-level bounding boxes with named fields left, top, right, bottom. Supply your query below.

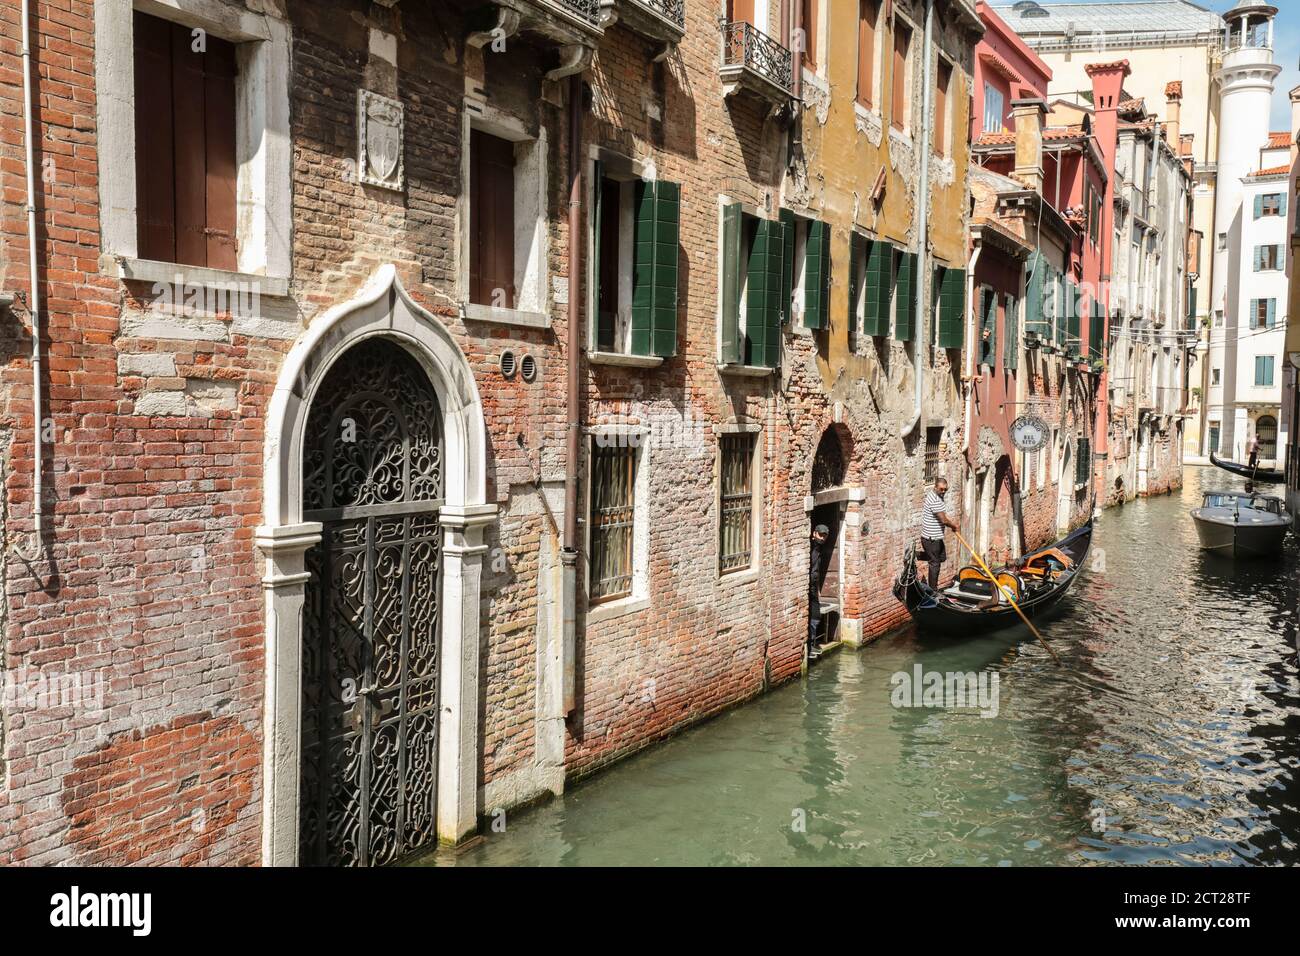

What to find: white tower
left=1207, top=1, right=1282, bottom=459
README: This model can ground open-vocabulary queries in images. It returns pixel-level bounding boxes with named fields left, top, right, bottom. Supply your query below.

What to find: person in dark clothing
left=808, top=524, right=830, bottom=657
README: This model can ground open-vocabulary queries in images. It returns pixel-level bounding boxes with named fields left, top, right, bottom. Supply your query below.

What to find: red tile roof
left=1246, top=164, right=1291, bottom=179
left=1268, top=131, right=1292, bottom=150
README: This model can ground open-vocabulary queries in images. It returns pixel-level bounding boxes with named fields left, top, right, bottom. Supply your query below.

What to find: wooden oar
left=950, top=527, right=1063, bottom=667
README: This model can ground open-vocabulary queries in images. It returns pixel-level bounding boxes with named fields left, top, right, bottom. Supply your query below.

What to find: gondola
left=892, top=523, right=1093, bottom=635
left=1209, top=451, right=1284, bottom=485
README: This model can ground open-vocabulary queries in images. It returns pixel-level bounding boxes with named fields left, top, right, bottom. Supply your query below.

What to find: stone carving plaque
left=357, top=89, right=404, bottom=191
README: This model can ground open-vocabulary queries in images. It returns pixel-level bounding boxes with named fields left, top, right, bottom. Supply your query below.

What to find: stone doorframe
left=256, top=265, right=496, bottom=866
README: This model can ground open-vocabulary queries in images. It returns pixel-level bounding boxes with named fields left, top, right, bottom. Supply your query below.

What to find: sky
left=1210, top=1, right=1300, bottom=132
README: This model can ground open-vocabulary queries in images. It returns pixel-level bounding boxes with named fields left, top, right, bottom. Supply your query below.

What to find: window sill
left=717, top=363, right=775, bottom=378
left=718, top=566, right=761, bottom=589
left=109, top=257, right=290, bottom=297
left=588, top=351, right=664, bottom=368
left=586, top=594, right=650, bottom=624
left=463, top=302, right=551, bottom=329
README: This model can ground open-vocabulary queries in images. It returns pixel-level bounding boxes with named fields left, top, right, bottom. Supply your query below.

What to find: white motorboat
left=1191, top=491, right=1291, bottom=558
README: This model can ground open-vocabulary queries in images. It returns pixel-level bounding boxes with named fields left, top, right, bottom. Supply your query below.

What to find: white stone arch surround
left=256, top=265, right=496, bottom=866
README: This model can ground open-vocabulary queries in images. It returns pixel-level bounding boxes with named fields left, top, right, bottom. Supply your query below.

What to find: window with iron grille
left=924, top=427, right=943, bottom=481
left=1075, top=437, right=1091, bottom=487
left=719, top=433, right=757, bottom=573
left=589, top=441, right=637, bottom=603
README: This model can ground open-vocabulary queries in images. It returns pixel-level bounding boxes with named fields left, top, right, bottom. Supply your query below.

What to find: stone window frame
left=583, top=424, right=652, bottom=624
left=458, top=97, right=550, bottom=329
left=95, top=0, right=292, bottom=294
left=714, top=195, right=778, bottom=376
left=715, top=421, right=764, bottom=586
left=890, top=9, right=917, bottom=136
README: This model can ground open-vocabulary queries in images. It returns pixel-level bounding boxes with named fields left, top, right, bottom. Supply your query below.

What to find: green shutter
left=1089, top=297, right=1104, bottom=360
left=937, top=265, right=965, bottom=349
left=779, top=208, right=795, bottom=324
left=980, top=287, right=997, bottom=367
left=848, top=236, right=862, bottom=338
left=1053, top=270, right=1065, bottom=348
left=721, top=203, right=743, bottom=365
left=1005, top=295, right=1019, bottom=371
left=1066, top=279, right=1081, bottom=357
left=895, top=251, right=916, bottom=341
left=631, top=179, right=680, bottom=357
left=1268, top=298, right=1277, bottom=327
left=1025, top=253, right=1048, bottom=341
left=863, top=240, right=891, bottom=336
left=746, top=218, right=782, bottom=369
left=804, top=221, right=830, bottom=330
left=1186, top=285, right=1198, bottom=330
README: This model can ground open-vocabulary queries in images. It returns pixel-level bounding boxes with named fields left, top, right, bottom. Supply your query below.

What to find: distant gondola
left=892, top=523, right=1092, bottom=636
left=1209, top=451, right=1285, bottom=485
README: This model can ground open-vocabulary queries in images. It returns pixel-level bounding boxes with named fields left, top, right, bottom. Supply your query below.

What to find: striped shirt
left=921, top=490, right=948, bottom=540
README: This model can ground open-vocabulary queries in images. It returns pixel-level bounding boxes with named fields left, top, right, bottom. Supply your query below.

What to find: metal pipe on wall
left=902, top=0, right=935, bottom=439
left=561, top=73, right=583, bottom=715
left=20, top=0, right=44, bottom=546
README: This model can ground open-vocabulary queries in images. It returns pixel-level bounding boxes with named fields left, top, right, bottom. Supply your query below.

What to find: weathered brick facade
left=0, top=0, right=986, bottom=865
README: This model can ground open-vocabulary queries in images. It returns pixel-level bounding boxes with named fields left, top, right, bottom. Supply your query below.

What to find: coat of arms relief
left=357, top=89, right=405, bottom=191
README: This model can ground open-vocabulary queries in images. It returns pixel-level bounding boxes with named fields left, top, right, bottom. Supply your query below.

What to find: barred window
left=590, top=441, right=637, bottom=603
left=924, top=427, right=943, bottom=481
left=719, top=433, right=756, bottom=573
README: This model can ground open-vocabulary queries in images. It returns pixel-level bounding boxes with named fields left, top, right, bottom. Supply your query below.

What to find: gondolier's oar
left=950, top=527, right=1063, bottom=668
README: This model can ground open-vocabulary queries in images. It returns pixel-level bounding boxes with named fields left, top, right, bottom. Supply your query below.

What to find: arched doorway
left=257, top=266, right=495, bottom=867
left=1256, top=415, right=1278, bottom=462
left=299, top=338, right=444, bottom=867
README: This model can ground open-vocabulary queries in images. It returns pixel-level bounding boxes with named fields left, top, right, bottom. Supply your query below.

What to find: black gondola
left=1209, top=451, right=1284, bottom=485
left=892, top=523, right=1093, bottom=635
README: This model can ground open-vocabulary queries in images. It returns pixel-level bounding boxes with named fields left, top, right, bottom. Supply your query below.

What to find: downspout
left=902, top=0, right=935, bottom=439
left=961, top=243, right=984, bottom=455
left=562, top=74, right=583, bottom=715
left=792, top=0, right=802, bottom=104
left=20, top=0, right=44, bottom=547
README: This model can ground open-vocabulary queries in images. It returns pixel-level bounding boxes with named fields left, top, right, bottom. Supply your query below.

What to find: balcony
left=719, top=20, right=793, bottom=111
left=468, top=0, right=605, bottom=79
left=600, top=0, right=685, bottom=57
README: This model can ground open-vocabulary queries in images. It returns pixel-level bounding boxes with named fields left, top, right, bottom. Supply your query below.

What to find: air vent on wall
left=520, top=354, right=538, bottom=383
left=501, top=350, right=517, bottom=379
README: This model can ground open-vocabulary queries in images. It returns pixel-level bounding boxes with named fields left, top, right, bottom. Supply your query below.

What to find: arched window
left=1256, top=415, right=1278, bottom=460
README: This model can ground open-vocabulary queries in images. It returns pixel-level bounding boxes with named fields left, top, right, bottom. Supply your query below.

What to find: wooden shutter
left=1255, top=195, right=1264, bottom=219
left=980, top=287, right=997, bottom=367
left=594, top=165, right=620, bottom=351
left=802, top=0, right=818, bottom=69
left=1268, top=298, right=1277, bottom=328
left=1089, top=297, right=1104, bottom=360
left=746, top=218, right=783, bottom=369
left=1053, top=269, right=1066, bottom=348
left=631, top=179, right=680, bottom=357
left=894, top=251, right=916, bottom=341
left=1281, top=193, right=1289, bottom=217
left=937, top=265, right=965, bottom=349
left=134, top=13, right=237, bottom=269
left=863, top=239, right=891, bottom=336
left=1004, top=295, right=1019, bottom=370
left=892, top=22, right=911, bottom=131
left=935, top=60, right=951, bottom=156
left=857, top=0, right=876, bottom=107
left=779, top=208, right=795, bottom=324
left=721, top=204, right=744, bottom=365
left=1186, top=285, right=1198, bottom=330
left=470, top=130, right=517, bottom=307
left=804, top=221, right=830, bottom=330
left=848, top=236, right=862, bottom=337
left=1025, top=253, right=1049, bottom=340
left=1254, top=246, right=1264, bottom=272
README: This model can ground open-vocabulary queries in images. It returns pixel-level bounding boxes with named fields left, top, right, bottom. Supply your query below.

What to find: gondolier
left=920, top=478, right=960, bottom=590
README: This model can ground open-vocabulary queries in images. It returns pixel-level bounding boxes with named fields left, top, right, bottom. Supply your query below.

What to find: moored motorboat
left=1191, top=490, right=1290, bottom=558
left=1208, top=451, right=1285, bottom=485
left=892, top=523, right=1092, bottom=635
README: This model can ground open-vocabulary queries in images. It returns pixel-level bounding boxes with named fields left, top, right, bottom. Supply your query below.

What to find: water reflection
left=414, top=467, right=1300, bottom=866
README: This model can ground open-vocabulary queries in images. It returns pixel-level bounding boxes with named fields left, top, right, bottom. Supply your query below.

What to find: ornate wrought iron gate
left=299, top=339, right=444, bottom=867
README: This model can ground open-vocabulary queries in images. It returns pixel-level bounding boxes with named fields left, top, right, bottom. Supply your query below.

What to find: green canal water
left=418, top=466, right=1300, bottom=866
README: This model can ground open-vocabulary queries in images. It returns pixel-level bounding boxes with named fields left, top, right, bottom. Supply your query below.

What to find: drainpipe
left=901, top=0, right=935, bottom=439
left=561, top=74, right=583, bottom=716
left=20, top=0, right=44, bottom=547
left=792, top=0, right=802, bottom=103
left=961, top=243, right=984, bottom=455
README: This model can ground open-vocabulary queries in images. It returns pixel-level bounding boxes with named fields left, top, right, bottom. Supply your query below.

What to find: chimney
left=1086, top=59, right=1131, bottom=292
left=1164, top=81, right=1182, bottom=149
left=1179, top=133, right=1194, bottom=158
left=1011, top=98, right=1049, bottom=193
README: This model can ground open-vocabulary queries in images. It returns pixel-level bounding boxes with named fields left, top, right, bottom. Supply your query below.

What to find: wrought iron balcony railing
left=548, top=0, right=602, bottom=25
left=720, top=20, right=793, bottom=95
left=631, top=0, right=684, bottom=29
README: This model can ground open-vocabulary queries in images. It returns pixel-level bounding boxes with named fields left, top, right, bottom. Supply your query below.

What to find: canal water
left=419, top=466, right=1300, bottom=866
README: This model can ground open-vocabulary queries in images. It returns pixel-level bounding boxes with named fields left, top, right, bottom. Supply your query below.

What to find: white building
left=1203, top=1, right=1285, bottom=466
